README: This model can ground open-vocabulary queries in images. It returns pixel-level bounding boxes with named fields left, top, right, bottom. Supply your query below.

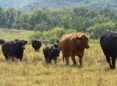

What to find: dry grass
left=0, top=43, right=116, bottom=86
left=0, top=29, right=116, bottom=86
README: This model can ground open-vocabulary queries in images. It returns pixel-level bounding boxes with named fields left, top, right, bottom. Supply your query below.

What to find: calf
left=32, top=40, right=41, bottom=51
left=43, top=44, right=60, bottom=64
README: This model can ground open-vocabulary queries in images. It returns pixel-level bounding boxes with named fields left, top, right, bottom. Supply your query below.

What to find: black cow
left=43, top=44, right=60, bottom=64
left=0, top=39, right=5, bottom=44
left=100, top=30, right=117, bottom=69
left=32, top=40, right=41, bottom=51
left=2, top=41, right=25, bottom=61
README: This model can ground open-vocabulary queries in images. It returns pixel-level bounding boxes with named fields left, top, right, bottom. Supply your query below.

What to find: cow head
left=15, top=39, right=27, bottom=46
left=80, top=34, right=89, bottom=49
left=32, top=40, right=41, bottom=45
left=76, top=33, right=89, bottom=49
left=22, top=40, right=27, bottom=45
left=15, top=41, right=25, bottom=50
left=0, top=39, right=5, bottom=45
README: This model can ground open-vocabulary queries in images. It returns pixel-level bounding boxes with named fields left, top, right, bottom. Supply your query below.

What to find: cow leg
left=6, top=58, right=9, bottom=60
left=111, top=57, right=115, bottom=69
left=54, top=57, right=57, bottom=64
left=105, top=56, right=112, bottom=69
left=65, top=56, right=69, bottom=65
left=54, top=58, right=57, bottom=64
left=79, top=57, right=83, bottom=67
left=78, top=52, right=84, bottom=67
left=4, top=54, right=9, bottom=60
left=49, top=58, right=52, bottom=63
left=11, top=57, right=14, bottom=61
left=62, top=53, right=69, bottom=65
left=20, top=58, right=22, bottom=61
left=36, top=49, right=38, bottom=51
left=71, top=55, right=76, bottom=65
left=62, top=55, right=65, bottom=62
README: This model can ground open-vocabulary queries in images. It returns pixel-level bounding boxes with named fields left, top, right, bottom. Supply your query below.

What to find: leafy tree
left=87, top=22, right=116, bottom=39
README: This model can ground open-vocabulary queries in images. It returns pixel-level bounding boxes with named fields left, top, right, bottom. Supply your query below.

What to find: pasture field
left=0, top=29, right=117, bottom=86
left=0, top=29, right=35, bottom=41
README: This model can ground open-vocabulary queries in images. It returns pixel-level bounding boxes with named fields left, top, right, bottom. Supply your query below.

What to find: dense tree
left=87, top=22, right=116, bottom=39
left=0, top=6, right=117, bottom=39
left=31, top=27, right=76, bottom=43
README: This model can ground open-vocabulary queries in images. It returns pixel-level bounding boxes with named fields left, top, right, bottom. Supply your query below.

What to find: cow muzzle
left=22, top=46, right=25, bottom=49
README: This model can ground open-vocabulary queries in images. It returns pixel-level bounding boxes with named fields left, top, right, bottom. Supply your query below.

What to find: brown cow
left=60, top=33, right=89, bottom=66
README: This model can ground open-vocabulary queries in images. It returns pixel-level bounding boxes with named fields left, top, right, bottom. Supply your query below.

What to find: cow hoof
left=111, top=68, right=115, bottom=70
left=110, top=67, right=115, bottom=70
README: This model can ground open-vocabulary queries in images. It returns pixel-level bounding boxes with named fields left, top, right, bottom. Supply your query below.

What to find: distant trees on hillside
left=0, top=7, right=117, bottom=39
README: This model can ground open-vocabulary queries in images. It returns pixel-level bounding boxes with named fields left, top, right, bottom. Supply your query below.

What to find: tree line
left=0, top=6, right=117, bottom=39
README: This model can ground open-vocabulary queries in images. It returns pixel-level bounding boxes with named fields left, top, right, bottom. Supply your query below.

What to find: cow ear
left=76, top=37, right=80, bottom=40
left=80, top=35, right=86, bottom=40
left=76, top=37, right=81, bottom=42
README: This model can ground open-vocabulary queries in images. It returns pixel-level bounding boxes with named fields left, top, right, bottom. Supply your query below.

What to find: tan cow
left=60, top=33, right=89, bottom=66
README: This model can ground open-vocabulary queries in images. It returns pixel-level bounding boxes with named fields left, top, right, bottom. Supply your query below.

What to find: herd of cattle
left=0, top=30, right=117, bottom=69
left=0, top=39, right=60, bottom=64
